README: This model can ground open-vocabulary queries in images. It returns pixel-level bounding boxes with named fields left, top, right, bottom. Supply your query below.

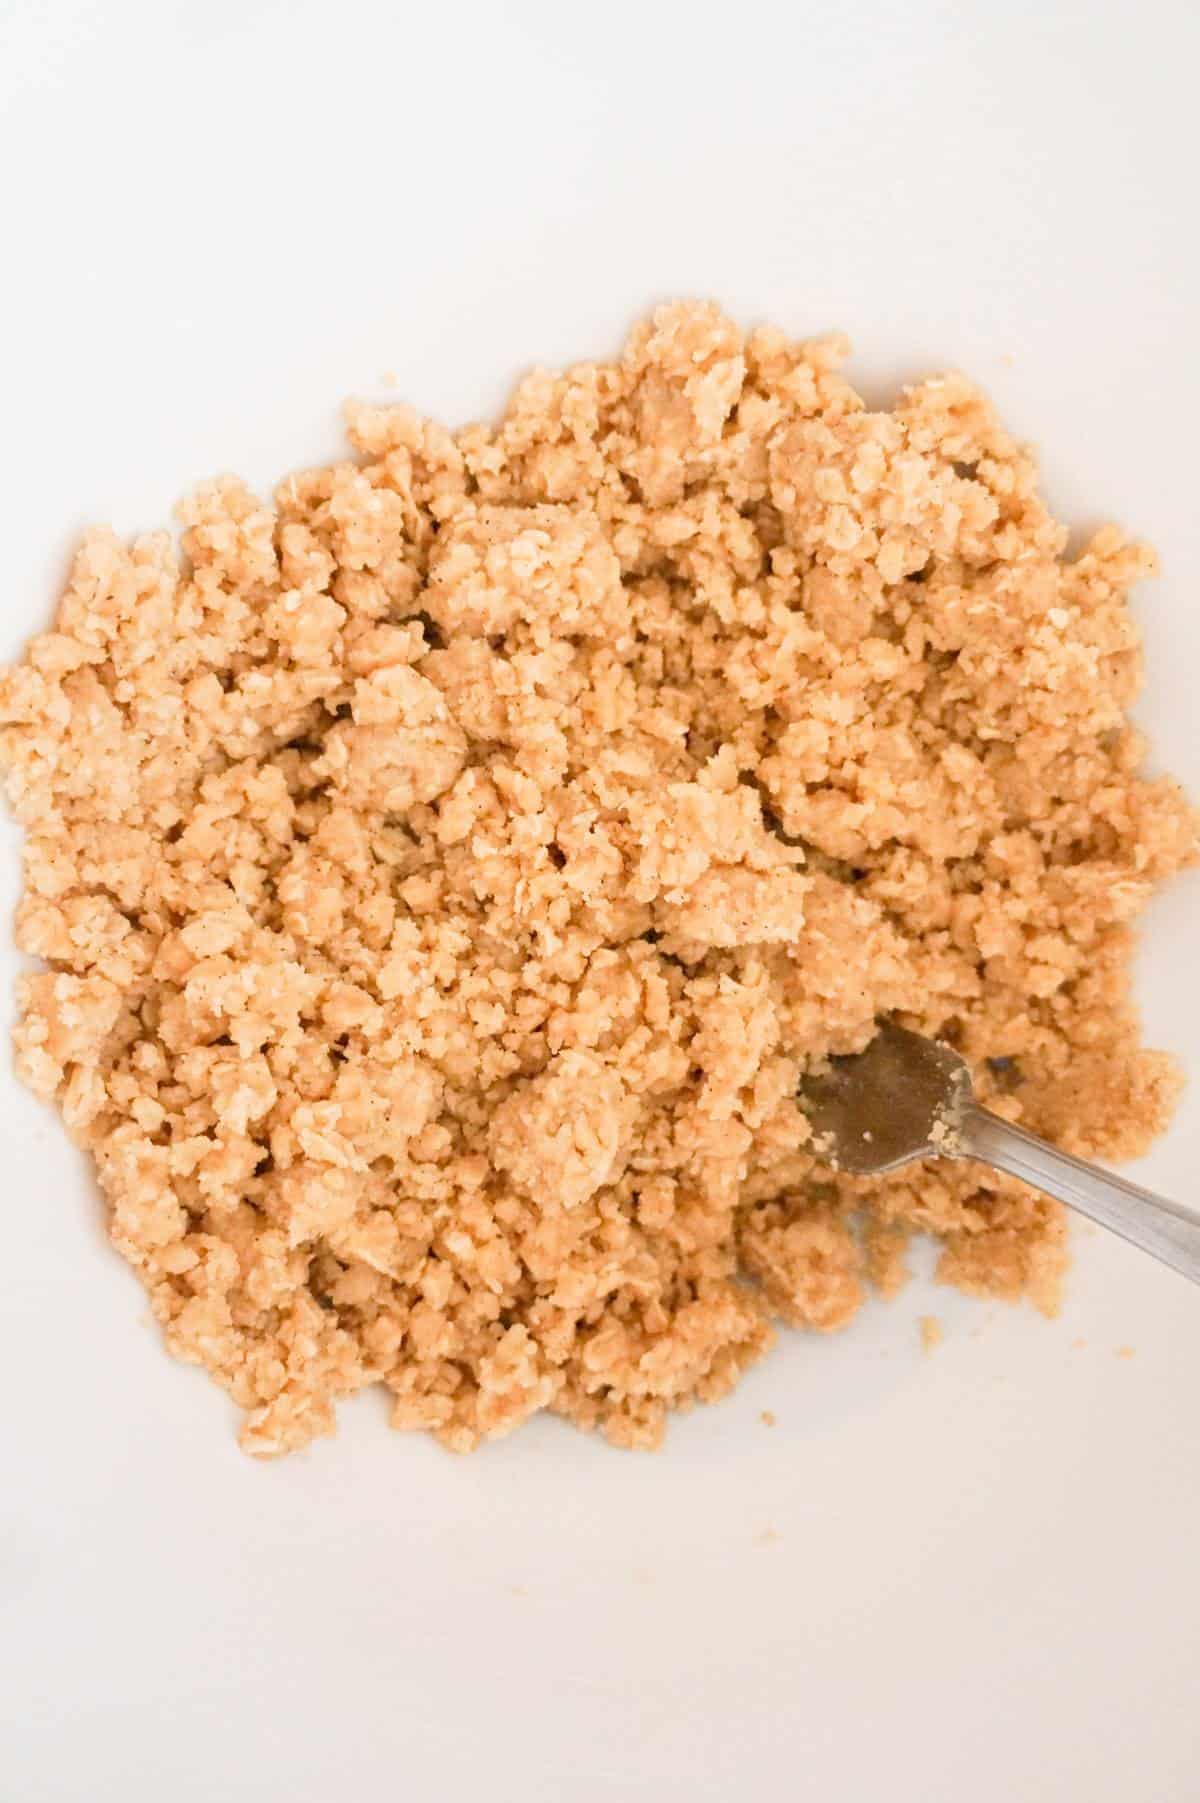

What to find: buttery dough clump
left=1, top=303, right=1194, bottom=1456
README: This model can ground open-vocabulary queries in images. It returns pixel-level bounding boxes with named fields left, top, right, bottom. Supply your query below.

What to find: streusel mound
left=1, top=304, right=1193, bottom=1455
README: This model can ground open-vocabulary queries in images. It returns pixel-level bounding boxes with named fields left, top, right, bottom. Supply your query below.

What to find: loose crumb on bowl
left=0, top=301, right=1194, bottom=1458
left=919, top=1315, right=944, bottom=1353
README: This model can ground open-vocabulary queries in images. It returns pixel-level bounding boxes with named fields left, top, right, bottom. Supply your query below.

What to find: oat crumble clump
left=1, top=303, right=1195, bottom=1456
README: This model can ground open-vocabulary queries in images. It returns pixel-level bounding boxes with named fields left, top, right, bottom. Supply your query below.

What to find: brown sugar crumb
left=760, top=1409, right=777, bottom=1428
left=919, top=1315, right=944, bottom=1353
left=1, top=302, right=1195, bottom=1459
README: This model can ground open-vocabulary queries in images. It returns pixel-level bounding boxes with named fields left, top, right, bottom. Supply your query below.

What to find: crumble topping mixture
left=1, top=304, right=1193, bottom=1455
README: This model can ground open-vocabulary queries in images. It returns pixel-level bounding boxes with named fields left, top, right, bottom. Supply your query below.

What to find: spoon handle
left=960, top=1104, right=1200, bottom=1287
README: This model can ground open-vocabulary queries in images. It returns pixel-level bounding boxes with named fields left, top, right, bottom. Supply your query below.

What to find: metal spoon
left=799, top=1022, right=1200, bottom=1286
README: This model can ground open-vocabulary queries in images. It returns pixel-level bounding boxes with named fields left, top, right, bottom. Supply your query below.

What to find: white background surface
left=2, top=3, right=1198, bottom=1798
